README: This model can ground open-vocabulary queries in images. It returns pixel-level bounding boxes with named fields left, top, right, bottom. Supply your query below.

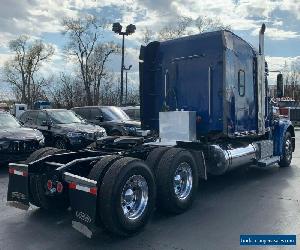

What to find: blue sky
left=0, top=0, right=300, bottom=100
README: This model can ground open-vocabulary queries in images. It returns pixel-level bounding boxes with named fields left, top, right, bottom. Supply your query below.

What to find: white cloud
left=0, top=53, right=12, bottom=67
left=273, top=20, right=283, bottom=26
left=279, top=0, right=300, bottom=20
left=252, top=27, right=300, bottom=40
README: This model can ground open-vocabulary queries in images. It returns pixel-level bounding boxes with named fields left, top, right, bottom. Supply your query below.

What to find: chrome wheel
left=173, top=162, right=193, bottom=200
left=285, top=138, right=292, bottom=162
left=121, top=175, right=148, bottom=220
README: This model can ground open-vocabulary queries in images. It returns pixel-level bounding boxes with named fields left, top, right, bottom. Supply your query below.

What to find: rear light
left=8, top=168, right=28, bottom=176
left=47, top=180, right=53, bottom=191
left=69, top=182, right=76, bottom=189
left=56, top=182, right=63, bottom=193
left=90, top=187, right=97, bottom=195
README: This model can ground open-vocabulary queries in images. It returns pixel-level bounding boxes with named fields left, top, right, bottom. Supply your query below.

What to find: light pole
left=112, top=22, right=136, bottom=106
left=124, top=65, right=132, bottom=105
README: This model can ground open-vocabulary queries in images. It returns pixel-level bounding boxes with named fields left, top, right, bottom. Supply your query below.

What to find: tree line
left=281, top=61, right=300, bottom=101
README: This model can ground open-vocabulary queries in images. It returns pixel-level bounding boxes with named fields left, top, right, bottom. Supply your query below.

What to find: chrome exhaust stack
left=257, top=23, right=267, bottom=135
left=259, top=23, right=266, bottom=56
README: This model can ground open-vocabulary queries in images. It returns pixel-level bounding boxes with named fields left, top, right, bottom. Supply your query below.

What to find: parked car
left=72, top=106, right=144, bottom=136
left=121, top=106, right=140, bottom=121
left=0, top=111, right=45, bottom=165
left=0, top=103, right=10, bottom=112
left=19, top=109, right=106, bottom=150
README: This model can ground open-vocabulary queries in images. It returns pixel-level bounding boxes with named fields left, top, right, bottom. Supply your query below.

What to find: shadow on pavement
left=1, top=162, right=296, bottom=250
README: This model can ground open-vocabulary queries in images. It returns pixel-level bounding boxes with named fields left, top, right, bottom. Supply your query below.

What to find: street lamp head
left=126, top=24, right=136, bottom=35
left=112, top=22, right=122, bottom=34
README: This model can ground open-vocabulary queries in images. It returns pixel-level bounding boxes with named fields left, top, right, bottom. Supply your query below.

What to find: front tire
left=279, top=132, right=293, bottom=168
left=99, top=157, right=156, bottom=236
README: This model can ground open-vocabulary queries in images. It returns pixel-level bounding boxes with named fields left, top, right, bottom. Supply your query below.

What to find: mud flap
left=191, top=150, right=207, bottom=180
left=7, top=163, right=30, bottom=210
left=64, top=172, right=98, bottom=238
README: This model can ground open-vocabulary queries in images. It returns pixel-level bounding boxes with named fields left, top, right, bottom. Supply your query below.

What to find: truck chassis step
left=257, top=156, right=280, bottom=167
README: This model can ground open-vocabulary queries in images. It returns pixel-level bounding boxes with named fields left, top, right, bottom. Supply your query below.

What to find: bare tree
left=140, top=27, right=155, bottom=45
left=143, top=15, right=230, bottom=43
left=47, top=73, right=86, bottom=108
left=283, top=62, right=300, bottom=100
left=90, top=42, right=120, bottom=105
left=194, top=16, right=231, bottom=33
left=158, top=16, right=193, bottom=41
left=2, top=35, right=54, bottom=106
left=62, top=15, right=118, bottom=105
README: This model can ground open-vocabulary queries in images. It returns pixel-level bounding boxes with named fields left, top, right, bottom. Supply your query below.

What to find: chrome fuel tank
left=206, top=144, right=257, bottom=175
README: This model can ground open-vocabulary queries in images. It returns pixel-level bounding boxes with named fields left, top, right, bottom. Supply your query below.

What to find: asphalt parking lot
left=0, top=130, right=299, bottom=250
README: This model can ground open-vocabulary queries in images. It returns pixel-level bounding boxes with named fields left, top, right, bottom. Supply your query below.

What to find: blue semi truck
left=7, top=24, right=295, bottom=238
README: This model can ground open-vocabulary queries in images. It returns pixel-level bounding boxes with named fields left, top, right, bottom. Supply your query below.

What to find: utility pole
left=123, top=65, right=132, bottom=105
left=112, top=23, right=136, bottom=106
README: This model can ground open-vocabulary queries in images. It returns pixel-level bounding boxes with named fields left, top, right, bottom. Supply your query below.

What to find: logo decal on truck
left=75, top=211, right=92, bottom=223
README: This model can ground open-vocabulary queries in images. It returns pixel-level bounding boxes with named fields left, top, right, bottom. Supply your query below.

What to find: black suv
left=72, top=106, right=143, bottom=136
left=121, top=106, right=140, bottom=121
left=19, top=109, right=106, bottom=150
left=0, top=111, right=45, bottom=164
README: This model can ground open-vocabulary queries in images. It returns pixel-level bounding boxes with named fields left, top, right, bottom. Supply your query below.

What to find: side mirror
left=95, top=116, right=104, bottom=122
left=277, top=73, right=284, bottom=98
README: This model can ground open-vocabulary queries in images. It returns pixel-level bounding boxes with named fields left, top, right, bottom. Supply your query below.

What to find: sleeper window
left=238, top=70, right=245, bottom=97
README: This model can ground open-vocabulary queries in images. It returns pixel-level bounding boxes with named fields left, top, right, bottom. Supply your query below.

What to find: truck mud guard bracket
left=64, top=172, right=98, bottom=238
left=7, top=163, right=30, bottom=210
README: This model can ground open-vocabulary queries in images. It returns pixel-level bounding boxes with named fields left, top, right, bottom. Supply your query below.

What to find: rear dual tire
left=146, top=147, right=170, bottom=174
left=156, top=148, right=199, bottom=214
left=89, top=156, right=156, bottom=236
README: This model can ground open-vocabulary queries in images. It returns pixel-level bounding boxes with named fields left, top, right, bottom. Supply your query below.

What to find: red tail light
left=47, top=180, right=53, bottom=191
left=90, top=187, right=97, bottom=195
left=56, top=182, right=63, bottom=193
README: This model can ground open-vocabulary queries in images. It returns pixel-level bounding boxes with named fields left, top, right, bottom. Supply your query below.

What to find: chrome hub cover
left=121, top=175, right=148, bottom=220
